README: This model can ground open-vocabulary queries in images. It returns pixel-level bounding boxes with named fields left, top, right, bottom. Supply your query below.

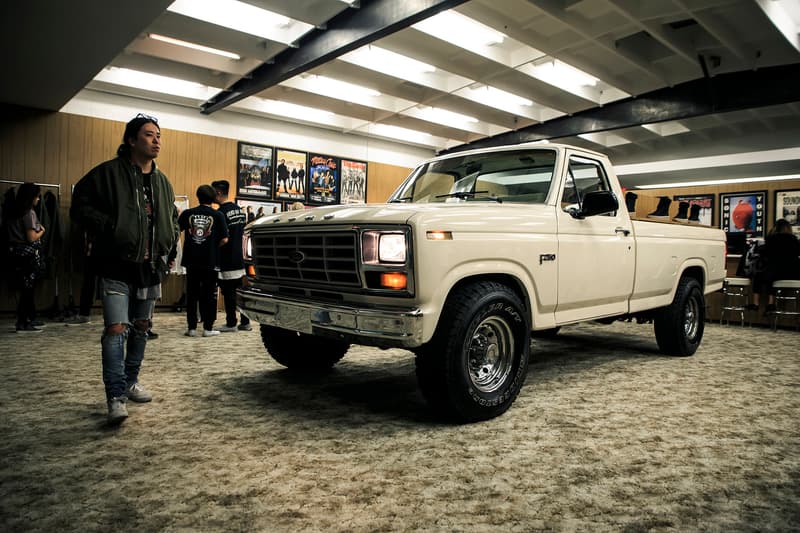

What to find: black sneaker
left=237, top=323, right=253, bottom=331
left=146, top=330, right=159, bottom=339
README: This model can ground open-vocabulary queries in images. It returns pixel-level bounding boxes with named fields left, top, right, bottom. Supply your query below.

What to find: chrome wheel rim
left=467, top=316, right=515, bottom=393
left=684, top=294, right=700, bottom=341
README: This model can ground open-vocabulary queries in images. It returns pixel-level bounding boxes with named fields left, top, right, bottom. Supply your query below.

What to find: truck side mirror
left=570, top=190, right=619, bottom=219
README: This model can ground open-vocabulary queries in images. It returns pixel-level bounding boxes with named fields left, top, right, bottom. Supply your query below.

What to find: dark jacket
left=70, top=157, right=179, bottom=265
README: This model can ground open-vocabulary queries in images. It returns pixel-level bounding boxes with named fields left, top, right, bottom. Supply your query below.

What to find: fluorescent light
left=419, top=106, right=478, bottom=125
left=530, top=59, right=598, bottom=89
left=343, top=45, right=436, bottom=75
left=149, top=33, right=241, bottom=60
left=307, top=75, right=380, bottom=98
left=93, top=67, right=220, bottom=100
left=467, top=85, right=532, bottom=107
left=641, top=121, right=690, bottom=136
left=167, top=0, right=313, bottom=45
left=259, top=99, right=334, bottom=121
left=635, top=174, right=800, bottom=189
left=414, top=10, right=505, bottom=46
left=371, top=124, right=431, bottom=144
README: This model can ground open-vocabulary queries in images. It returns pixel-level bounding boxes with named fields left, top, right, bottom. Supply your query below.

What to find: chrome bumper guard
left=237, top=289, right=424, bottom=348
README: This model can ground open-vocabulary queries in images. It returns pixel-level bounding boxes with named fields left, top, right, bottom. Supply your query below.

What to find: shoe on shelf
left=64, top=315, right=91, bottom=326
left=185, top=329, right=198, bottom=337
left=126, top=382, right=153, bottom=403
left=237, top=323, right=253, bottom=331
left=107, top=397, right=128, bottom=425
left=745, top=303, right=759, bottom=311
left=215, top=324, right=238, bottom=333
left=146, top=329, right=159, bottom=340
left=16, top=323, right=43, bottom=333
left=203, top=329, right=220, bottom=337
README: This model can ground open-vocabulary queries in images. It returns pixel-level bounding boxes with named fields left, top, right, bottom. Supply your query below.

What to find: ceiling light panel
left=518, top=58, right=630, bottom=104
left=167, top=0, right=314, bottom=45
left=641, top=121, right=690, bottom=137
left=453, top=84, right=565, bottom=122
left=149, top=33, right=240, bottom=60
left=93, top=67, right=220, bottom=101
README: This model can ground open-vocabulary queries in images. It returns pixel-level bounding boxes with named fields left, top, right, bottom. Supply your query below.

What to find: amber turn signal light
left=380, top=272, right=407, bottom=290
left=246, top=264, right=256, bottom=277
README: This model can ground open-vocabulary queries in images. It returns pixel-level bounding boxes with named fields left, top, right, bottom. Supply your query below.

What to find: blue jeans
left=100, top=279, right=156, bottom=400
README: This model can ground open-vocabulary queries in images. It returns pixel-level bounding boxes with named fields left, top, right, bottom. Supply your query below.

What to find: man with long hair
left=70, top=114, right=179, bottom=425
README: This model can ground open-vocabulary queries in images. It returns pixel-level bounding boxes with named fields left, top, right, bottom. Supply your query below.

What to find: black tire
left=654, top=277, right=705, bottom=356
left=260, top=325, right=349, bottom=371
left=415, top=281, right=530, bottom=422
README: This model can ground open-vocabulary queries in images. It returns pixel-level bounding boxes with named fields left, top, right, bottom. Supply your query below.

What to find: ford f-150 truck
left=237, top=143, right=726, bottom=422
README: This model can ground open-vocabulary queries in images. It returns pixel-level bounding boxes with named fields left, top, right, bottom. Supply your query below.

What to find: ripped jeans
left=100, top=278, right=158, bottom=400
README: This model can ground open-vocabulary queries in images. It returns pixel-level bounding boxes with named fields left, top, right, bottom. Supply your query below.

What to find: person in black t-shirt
left=211, top=180, right=251, bottom=332
left=178, top=185, right=228, bottom=337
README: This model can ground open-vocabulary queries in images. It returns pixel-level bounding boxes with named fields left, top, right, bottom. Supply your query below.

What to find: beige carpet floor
left=0, top=313, right=798, bottom=532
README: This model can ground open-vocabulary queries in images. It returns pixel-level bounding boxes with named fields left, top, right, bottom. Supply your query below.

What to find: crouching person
left=70, top=114, right=179, bottom=425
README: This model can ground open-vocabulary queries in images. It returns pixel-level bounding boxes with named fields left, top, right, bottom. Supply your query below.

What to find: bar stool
left=770, top=280, right=800, bottom=331
left=720, top=277, right=751, bottom=327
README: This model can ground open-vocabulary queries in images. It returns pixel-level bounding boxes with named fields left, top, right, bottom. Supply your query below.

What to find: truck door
left=555, top=154, right=635, bottom=323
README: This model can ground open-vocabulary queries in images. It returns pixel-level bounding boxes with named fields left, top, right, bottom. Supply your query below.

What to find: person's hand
left=168, top=260, right=176, bottom=269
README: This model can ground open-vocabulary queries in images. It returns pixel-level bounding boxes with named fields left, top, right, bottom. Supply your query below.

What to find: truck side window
left=561, top=156, right=613, bottom=214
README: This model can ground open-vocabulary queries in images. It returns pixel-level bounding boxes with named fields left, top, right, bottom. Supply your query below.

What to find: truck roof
left=428, top=142, right=608, bottom=165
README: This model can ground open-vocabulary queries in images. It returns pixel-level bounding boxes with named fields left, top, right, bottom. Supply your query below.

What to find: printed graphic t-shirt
left=178, top=204, right=229, bottom=270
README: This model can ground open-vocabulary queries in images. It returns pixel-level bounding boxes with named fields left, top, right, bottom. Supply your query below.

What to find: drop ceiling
left=2, top=0, right=800, bottom=188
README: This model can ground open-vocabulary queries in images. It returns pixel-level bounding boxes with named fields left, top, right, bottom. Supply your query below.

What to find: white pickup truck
left=237, top=143, right=726, bottom=422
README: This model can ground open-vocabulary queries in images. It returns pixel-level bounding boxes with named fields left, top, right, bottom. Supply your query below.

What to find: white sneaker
left=107, top=397, right=128, bottom=425
left=203, top=329, right=220, bottom=337
left=215, top=325, right=238, bottom=333
left=184, top=329, right=198, bottom=337
left=126, top=382, right=153, bottom=403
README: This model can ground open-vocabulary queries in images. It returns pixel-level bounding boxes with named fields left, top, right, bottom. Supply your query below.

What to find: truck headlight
left=362, top=231, right=407, bottom=264
left=242, top=231, right=253, bottom=261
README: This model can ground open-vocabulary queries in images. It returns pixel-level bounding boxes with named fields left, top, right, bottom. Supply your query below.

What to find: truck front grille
left=252, top=231, right=360, bottom=287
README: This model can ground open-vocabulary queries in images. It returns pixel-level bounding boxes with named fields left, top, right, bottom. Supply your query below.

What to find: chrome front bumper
left=237, top=288, right=424, bottom=348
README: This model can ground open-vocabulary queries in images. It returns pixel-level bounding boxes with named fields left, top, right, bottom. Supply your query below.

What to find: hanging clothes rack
left=0, top=179, right=61, bottom=194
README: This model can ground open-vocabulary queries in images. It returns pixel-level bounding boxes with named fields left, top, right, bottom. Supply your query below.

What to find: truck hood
left=248, top=202, right=551, bottom=229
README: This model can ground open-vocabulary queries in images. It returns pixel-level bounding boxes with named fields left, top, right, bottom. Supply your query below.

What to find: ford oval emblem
left=288, top=251, right=305, bottom=264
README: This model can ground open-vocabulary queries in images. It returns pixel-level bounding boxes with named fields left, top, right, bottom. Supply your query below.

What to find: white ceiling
left=3, top=0, right=800, bottom=188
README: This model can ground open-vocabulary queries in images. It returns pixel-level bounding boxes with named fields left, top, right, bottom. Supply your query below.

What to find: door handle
left=615, top=227, right=631, bottom=236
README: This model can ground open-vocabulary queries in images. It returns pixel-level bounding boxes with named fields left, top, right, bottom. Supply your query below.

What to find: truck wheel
left=260, top=325, right=349, bottom=371
left=653, top=277, right=705, bottom=356
left=415, top=281, right=530, bottom=422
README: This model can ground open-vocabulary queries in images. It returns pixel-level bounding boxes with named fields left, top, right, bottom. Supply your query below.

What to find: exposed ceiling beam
left=440, top=63, right=800, bottom=154
left=201, top=0, right=469, bottom=114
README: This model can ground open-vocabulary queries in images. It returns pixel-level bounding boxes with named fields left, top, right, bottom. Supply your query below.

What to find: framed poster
left=720, top=191, right=766, bottom=239
left=672, top=193, right=714, bottom=226
left=236, top=142, right=273, bottom=200
left=239, top=198, right=282, bottom=223
left=307, top=153, right=340, bottom=205
left=774, top=189, right=800, bottom=236
left=274, top=148, right=307, bottom=202
left=340, top=159, right=368, bottom=204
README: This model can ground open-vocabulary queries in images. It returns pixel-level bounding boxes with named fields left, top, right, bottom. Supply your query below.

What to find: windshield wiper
left=435, top=190, right=502, bottom=203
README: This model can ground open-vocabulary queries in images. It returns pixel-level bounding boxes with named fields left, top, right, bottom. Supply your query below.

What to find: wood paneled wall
left=0, top=108, right=412, bottom=315
left=631, top=180, right=800, bottom=229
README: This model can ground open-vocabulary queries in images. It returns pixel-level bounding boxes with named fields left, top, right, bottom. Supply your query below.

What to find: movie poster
left=307, top=153, right=340, bottom=205
left=774, top=189, right=800, bottom=236
left=340, top=159, right=368, bottom=204
left=239, top=198, right=282, bottom=223
left=273, top=148, right=307, bottom=202
left=236, top=142, right=273, bottom=200
left=672, top=193, right=715, bottom=226
left=720, top=191, right=766, bottom=239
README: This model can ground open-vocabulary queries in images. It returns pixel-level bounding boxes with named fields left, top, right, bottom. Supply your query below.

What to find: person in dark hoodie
left=70, top=113, right=179, bottom=425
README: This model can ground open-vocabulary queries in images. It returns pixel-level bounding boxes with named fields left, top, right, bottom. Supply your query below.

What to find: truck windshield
left=390, top=149, right=557, bottom=204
